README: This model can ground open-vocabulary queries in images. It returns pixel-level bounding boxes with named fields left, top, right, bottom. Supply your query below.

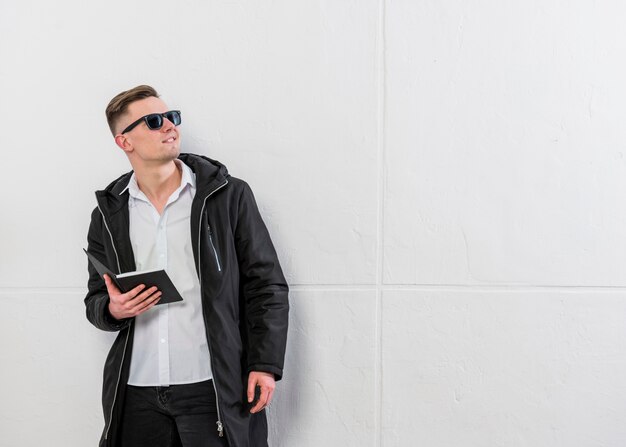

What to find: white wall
left=2, top=1, right=626, bottom=446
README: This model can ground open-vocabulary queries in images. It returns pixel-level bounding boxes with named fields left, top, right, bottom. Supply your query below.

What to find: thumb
left=103, top=274, right=120, bottom=295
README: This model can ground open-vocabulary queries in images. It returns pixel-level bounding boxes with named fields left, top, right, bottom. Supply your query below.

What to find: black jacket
left=84, top=153, right=289, bottom=447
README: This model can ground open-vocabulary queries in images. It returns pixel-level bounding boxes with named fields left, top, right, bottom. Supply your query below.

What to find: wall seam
left=375, top=0, right=387, bottom=445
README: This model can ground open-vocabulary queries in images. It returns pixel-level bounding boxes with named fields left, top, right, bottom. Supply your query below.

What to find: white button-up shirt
left=121, top=159, right=212, bottom=386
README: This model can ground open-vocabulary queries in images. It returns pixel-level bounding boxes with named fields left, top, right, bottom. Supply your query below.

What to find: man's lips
left=162, top=135, right=177, bottom=143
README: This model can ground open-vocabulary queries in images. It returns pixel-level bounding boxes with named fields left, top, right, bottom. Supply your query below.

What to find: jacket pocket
left=207, top=223, right=222, bottom=272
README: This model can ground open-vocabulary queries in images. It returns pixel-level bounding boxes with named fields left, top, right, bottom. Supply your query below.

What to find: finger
left=130, top=289, right=160, bottom=310
left=126, top=283, right=147, bottom=299
left=250, top=393, right=267, bottom=413
left=251, top=387, right=270, bottom=413
left=132, top=291, right=162, bottom=315
left=127, top=286, right=156, bottom=305
left=117, top=286, right=152, bottom=316
left=247, top=375, right=256, bottom=403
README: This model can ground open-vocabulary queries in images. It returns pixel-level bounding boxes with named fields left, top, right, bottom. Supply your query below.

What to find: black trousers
left=119, top=379, right=229, bottom=447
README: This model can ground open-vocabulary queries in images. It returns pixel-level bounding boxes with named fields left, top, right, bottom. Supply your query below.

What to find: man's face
left=115, top=96, right=181, bottom=165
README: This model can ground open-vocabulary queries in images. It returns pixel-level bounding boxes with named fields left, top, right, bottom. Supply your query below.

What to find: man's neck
left=133, top=160, right=182, bottom=206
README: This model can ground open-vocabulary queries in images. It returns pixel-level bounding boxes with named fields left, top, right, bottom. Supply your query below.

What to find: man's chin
left=161, top=145, right=181, bottom=160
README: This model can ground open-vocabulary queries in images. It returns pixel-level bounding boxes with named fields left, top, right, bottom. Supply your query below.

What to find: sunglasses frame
left=121, top=110, right=182, bottom=134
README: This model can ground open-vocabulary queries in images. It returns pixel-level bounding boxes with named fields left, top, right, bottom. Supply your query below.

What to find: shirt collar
left=119, top=159, right=196, bottom=198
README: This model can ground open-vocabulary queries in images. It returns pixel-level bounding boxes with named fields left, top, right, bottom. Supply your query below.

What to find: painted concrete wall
left=2, top=1, right=626, bottom=446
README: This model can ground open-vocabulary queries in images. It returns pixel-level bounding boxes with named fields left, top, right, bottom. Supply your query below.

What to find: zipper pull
left=207, top=223, right=213, bottom=235
left=217, top=420, right=224, bottom=437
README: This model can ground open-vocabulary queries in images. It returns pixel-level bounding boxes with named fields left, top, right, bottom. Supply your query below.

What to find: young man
left=84, top=85, right=289, bottom=447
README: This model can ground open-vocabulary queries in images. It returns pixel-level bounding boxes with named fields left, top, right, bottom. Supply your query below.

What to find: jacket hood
left=95, top=153, right=230, bottom=213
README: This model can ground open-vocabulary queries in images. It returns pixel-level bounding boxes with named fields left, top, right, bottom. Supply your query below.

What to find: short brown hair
left=105, top=85, right=159, bottom=135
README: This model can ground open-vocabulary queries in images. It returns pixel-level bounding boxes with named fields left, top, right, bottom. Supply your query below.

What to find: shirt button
left=160, top=339, right=166, bottom=344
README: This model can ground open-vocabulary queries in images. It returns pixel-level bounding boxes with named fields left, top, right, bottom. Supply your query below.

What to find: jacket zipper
left=97, top=204, right=132, bottom=442
left=197, top=179, right=229, bottom=438
left=207, top=224, right=222, bottom=272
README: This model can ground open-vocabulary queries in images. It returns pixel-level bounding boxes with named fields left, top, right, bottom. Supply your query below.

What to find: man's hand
left=104, top=274, right=161, bottom=320
left=247, top=371, right=276, bottom=413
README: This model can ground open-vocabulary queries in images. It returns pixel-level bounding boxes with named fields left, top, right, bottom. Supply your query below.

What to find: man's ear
left=114, top=134, right=132, bottom=153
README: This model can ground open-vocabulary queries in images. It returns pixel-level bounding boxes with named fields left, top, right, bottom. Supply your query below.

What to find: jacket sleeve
left=234, top=181, right=290, bottom=381
left=84, top=206, right=131, bottom=332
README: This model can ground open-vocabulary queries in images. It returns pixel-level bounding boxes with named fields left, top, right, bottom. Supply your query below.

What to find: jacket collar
left=180, top=152, right=230, bottom=199
left=95, top=153, right=230, bottom=216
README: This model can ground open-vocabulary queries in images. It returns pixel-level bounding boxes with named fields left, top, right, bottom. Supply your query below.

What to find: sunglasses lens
left=166, top=111, right=181, bottom=126
left=145, top=114, right=163, bottom=130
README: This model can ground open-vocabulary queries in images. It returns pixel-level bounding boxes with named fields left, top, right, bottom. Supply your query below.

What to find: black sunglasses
left=121, top=110, right=182, bottom=134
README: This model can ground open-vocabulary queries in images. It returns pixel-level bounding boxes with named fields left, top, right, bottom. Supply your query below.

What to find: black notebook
left=83, top=248, right=183, bottom=305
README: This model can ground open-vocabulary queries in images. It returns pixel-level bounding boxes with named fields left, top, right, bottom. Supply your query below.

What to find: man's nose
left=161, top=116, right=175, bottom=132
